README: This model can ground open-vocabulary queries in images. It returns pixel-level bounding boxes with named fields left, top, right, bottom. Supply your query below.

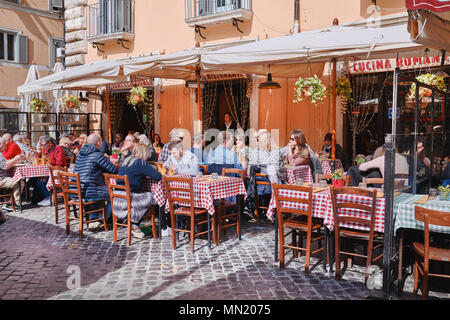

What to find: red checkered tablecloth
left=11, top=164, right=51, bottom=184
left=286, top=165, right=313, bottom=184
left=320, top=159, right=343, bottom=175
left=164, top=175, right=247, bottom=215
left=267, top=187, right=385, bottom=233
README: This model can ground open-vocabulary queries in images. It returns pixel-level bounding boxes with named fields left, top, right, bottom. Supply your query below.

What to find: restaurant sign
left=203, top=73, right=245, bottom=82
left=109, top=78, right=153, bottom=90
left=405, top=0, right=450, bottom=12
left=349, top=56, right=450, bottom=74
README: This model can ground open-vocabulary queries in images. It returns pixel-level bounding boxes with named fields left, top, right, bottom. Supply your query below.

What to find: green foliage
left=355, top=154, right=365, bottom=165
left=332, top=169, right=344, bottom=181
left=128, top=86, right=148, bottom=106
left=335, top=76, right=353, bottom=102
left=29, top=98, right=49, bottom=114
left=293, top=75, right=327, bottom=106
left=61, top=94, right=81, bottom=110
left=407, top=73, right=447, bottom=100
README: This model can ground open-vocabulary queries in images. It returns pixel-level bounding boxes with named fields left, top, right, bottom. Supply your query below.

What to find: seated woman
left=286, top=129, right=310, bottom=167
left=113, top=142, right=162, bottom=239
left=233, top=129, right=249, bottom=169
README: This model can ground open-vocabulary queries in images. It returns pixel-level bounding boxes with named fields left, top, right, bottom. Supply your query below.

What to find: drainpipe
left=293, top=0, right=299, bottom=34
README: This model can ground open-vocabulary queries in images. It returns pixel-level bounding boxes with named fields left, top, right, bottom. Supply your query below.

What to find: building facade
left=70, top=0, right=409, bottom=154
left=0, top=0, right=64, bottom=109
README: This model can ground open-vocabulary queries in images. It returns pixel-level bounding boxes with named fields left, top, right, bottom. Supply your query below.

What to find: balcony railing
left=87, top=0, right=134, bottom=42
left=185, top=0, right=252, bottom=20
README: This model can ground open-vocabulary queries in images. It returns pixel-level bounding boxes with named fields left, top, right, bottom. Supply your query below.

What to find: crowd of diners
left=0, top=112, right=440, bottom=238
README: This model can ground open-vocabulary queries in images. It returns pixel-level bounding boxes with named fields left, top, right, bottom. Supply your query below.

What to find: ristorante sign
left=349, top=56, right=450, bottom=74
left=405, top=0, right=450, bottom=12
left=109, top=78, right=153, bottom=90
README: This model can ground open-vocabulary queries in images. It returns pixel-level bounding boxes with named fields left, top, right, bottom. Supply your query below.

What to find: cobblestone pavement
left=0, top=203, right=449, bottom=301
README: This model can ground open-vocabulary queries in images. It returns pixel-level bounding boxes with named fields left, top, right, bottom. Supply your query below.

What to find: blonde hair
left=122, top=142, right=148, bottom=167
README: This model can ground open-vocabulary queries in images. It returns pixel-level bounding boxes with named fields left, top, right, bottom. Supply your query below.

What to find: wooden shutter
left=18, top=34, right=28, bottom=64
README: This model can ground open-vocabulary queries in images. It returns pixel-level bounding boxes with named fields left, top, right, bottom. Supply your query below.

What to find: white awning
left=17, top=59, right=126, bottom=95
left=408, top=9, right=450, bottom=51
left=201, top=23, right=429, bottom=78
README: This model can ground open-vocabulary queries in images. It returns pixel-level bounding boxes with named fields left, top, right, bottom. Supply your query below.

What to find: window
left=0, top=29, right=28, bottom=64
left=49, top=0, right=63, bottom=12
left=50, top=37, right=65, bottom=67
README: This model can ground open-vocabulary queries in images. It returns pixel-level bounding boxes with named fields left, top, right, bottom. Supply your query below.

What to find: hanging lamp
left=259, top=66, right=281, bottom=89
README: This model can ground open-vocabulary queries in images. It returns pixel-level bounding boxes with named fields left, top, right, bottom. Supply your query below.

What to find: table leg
left=19, top=179, right=23, bottom=212
left=274, top=209, right=278, bottom=262
left=323, top=227, right=328, bottom=271
left=208, top=213, right=211, bottom=249
left=329, top=229, right=335, bottom=274
left=397, top=229, right=405, bottom=296
left=237, top=194, right=242, bottom=241
left=158, top=205, right=164, bottom=239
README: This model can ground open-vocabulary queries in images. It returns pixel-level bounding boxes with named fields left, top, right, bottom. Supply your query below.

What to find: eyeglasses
left=290, top=137, right=295, bottom=141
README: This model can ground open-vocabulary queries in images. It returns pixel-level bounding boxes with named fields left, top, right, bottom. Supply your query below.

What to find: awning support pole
left=106, top=85, right=112, bottom=144
left=332, top=58, right=337, bottom=162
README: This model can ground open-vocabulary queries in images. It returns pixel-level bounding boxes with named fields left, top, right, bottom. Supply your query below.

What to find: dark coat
left=73, top=144, right=118, bottom=200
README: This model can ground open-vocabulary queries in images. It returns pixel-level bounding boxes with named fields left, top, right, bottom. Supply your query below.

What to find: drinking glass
left=319, top=180, right=327, bottom=188
left=295, top=178, right=303, bottom=185
left=359, top=182, right=367, bottom=189
left=429, top=188, right=438, bottom=199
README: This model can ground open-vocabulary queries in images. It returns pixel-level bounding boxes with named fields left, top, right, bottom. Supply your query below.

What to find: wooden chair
left=48, top=165, right=68, bottom=224
left=272, top=183, right=325, bottom=273
left=0, top=189, right=15, bottom=212
left=254, top=173, right=271, bottom=221
left=213, top=168, right=245, bottom=244
left=199, top=164, right=208, bottom=175
left=59, top=171, right=108, bottom=238
left=330, top=186, right=383, bottom=284
left=362, top=177, right=384, bottom=186
left=66, top=156, right=75, bottom=165
left=105, top=174, right=158, bottom=246
left=163, top=175, right=213, bottom=252
left=315, top=173, right=332, bottom=184
left=413, top=206, right=450, bottom=299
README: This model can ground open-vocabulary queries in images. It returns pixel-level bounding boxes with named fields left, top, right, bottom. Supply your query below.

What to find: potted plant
left=293, top=75, right=327, bottom=106
left=29, top=98, right=49, bottom=114
left=406, top=73, right=447, bottom=108
left=128, top=86, right=148, bottom=107
left=335, top=76, right=353, bottom=103
left=61, top=94, right=81, bottom=110
left=355, top=154, right=365, bottom=166
left=331, top=169, right=345, bottom=188
left=438, top=185, right=450, bottom=201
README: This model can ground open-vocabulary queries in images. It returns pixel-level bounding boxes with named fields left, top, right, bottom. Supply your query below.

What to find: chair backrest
left=415, top=206, right=450, bottom=259
left=49, top=165, right=68, bottom=188
left=330, top=186, right=377, bottom=233
left=344, top=175, right=351, bottom=186
left=363, top=177, right=384, bottom=185
left=272, top=183, right=313, bottom=223
left=255, top=173, right=271, bottom=185
left=58, top=171, right=83, bottom=205
left=315, top=173, right=332, bottom=184
left=66, top=156, right=75, bottom=164
left=199, top=164, right=208, bottom=175
left=104, top=173, right=132, bottom=217
left=222, top=167, right=245, bottom=180
left=163, top=175, right=195, bottom=214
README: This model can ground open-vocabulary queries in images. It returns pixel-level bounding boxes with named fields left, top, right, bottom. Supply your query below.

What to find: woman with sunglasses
left=287, top=129, right=310, bottom=167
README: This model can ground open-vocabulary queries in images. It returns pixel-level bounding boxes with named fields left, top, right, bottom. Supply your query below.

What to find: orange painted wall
left=257, top=76, right=332, bottom=152
left=158, top=83, right=192, bottom=143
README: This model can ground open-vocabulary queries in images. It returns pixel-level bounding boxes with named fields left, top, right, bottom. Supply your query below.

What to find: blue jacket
left=118, top=158, right=162, bottom=193
left=73, top=144, right=118, bottom=200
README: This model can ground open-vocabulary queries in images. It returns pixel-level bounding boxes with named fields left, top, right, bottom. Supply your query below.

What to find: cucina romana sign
left=350, top=56, right=450, bottom=74
left=405, top=0, right=450, bottom=12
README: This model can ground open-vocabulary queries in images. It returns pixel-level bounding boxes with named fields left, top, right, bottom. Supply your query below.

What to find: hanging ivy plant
left=29, top=98, right=49, bottom=114
left=127, top=86, right=148, bottom=107
left=293, top=75, right=327, bottom=106
left=407, top=73, right=447, bottom=101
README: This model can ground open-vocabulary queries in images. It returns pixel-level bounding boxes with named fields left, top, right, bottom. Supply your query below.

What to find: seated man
left=73, top=133, right=118, bottom=230
left=59, top=137, right=77, bottom=162
left=0, top=137, right=24, bottom=208
left=2, top=133, right=22, bottom=160
left=207, top=131, right=243, bottom=173
left=318, top=132, right=347, bottom=170
left=163, top=141, right=199, bottom=176
left=31, top=136, right=67, bottom=206
left=158, top=128, right=184, bottom=164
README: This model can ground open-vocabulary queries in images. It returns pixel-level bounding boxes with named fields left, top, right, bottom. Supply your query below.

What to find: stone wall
left=64, top=0, right=87, bottom=67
